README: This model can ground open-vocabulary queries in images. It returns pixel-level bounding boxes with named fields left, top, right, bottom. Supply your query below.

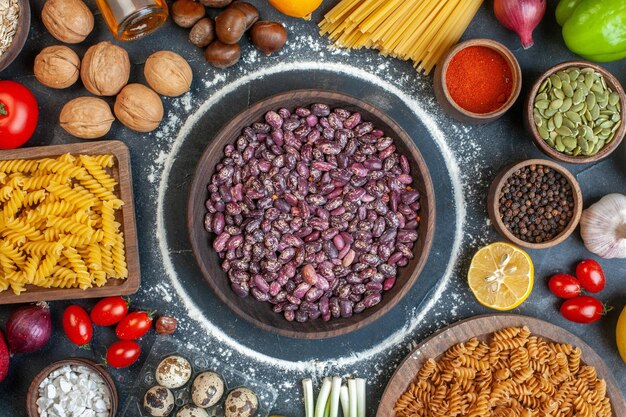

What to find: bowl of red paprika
left=433, top=39, right=522, bottom=125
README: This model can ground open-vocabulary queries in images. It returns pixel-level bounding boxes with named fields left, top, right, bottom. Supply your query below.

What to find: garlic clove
left=580, top=193, right=626, bottom=259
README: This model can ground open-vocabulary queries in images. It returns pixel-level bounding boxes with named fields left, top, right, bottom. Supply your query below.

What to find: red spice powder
left=445, top=46, right=513, bottom=114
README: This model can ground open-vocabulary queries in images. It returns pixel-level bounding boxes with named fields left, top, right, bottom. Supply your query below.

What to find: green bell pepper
left=556, top=0, right=626, bottom=62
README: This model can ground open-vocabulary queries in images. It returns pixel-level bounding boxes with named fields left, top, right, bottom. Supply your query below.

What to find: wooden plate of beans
left=487, top=159, right=583, bottom=250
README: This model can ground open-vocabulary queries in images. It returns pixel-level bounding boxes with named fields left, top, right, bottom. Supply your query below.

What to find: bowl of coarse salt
left=26, top=358, right=118, bottom=417
left=0, top=0, right=30, bottom=72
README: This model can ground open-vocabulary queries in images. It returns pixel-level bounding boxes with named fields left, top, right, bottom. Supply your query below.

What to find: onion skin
left=494, top=0, right=546, bottom=49
left=0, top=330, right=8, bottom=382
left=6, top=302, right=52, bottom=354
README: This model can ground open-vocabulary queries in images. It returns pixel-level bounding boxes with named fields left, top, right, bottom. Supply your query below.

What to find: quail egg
left=155, top=355, right=192, bottom=389
left=224, top=387, right=259, bottom=417
left=176, top=404, right=210, bottom=417
left=191, top=371, right=225, bottom=408
left=143, top=385, right=175, bottom=417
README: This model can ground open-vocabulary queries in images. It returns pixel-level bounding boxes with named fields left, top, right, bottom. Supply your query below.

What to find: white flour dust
left=155, top=62, right=467, bottom=372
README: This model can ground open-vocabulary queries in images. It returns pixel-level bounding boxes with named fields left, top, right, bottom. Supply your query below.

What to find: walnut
left=114, top=84, right=164, bottom=132
left=81, top=41, right=130, bottom=96
left=144, top=51, right=193, bottom=97
left=41, top=0, right=94, bottom=44
left=34, top=46, right=81, bottom=89
left=59, top=97, right=115, bottom=139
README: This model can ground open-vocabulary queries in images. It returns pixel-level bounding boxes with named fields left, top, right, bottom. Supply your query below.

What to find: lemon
left=616, top=306, right=626, bottom=363
left=268, top=0, right=323, bottom=19
left=468, top=242, right=534, bottom=311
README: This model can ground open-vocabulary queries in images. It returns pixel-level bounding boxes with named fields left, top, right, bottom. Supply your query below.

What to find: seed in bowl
left=36, top=365, right=112, bottom=417
left=143, top=385, right=175, bottom=417
left=155, top=355, right=192, bottom=389
left=0, top=0, right=19, bottom=58
left=204, top=104, right=421, bottom=323
left=498, top=164, right=574, bottom=244
left=533, top=67, right=622, bottom=157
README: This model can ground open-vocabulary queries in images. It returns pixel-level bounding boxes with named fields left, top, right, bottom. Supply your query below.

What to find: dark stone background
left=1, top=0, right=625, bottom=416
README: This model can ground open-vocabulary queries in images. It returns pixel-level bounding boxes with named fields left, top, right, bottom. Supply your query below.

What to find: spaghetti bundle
left=319, top=0, right=484, bottom=75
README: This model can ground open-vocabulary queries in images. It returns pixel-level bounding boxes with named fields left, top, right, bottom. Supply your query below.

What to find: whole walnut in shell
left=114, top=84, right=164, bottom=132
left=60, top=97, right=115, bottom=139
left=42, top=0, right=94, bottom=44
left=81, top=42, right=130, bottom=96
left=144, top=51, right=193, bottom=97
left=34, top=46, right=81, bottom=89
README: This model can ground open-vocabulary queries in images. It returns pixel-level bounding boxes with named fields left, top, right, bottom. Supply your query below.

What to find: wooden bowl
left=26, top=358, right=118, bottom=417
left=0, top=0, right=30, bottom=72
left=433, top=39, right=522, bottom=125
left=188, top=90, right=436, bottom=339
left=525, top=61, right=626, bottom=164
left=487, top=159, right=583, bottom=250
left=376, top=314, right=626, bottom=416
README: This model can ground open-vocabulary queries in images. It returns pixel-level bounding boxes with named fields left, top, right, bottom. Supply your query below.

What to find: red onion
left=494, top=0, right=546, bottom=49
left=6, top=302, right=52, bottom=353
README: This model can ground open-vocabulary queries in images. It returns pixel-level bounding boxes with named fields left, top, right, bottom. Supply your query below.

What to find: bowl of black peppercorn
left=487, top=159, right=583, bottom=250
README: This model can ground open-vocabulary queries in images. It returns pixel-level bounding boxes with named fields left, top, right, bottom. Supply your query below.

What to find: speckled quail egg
left=191, top=371, right=225, bottom=408
left=143, top=385, right=175, bottom=417
left=175, top=404, right=210, bottom=417
left=155, top=355, right=192, bottom=389
left=224, top=387, right=259, bottom=417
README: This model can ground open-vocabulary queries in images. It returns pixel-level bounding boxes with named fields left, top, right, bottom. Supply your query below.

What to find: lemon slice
left=468, top=242, right=534, bottom=311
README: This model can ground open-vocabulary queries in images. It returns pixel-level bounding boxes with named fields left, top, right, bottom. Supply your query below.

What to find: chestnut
left=199, top=0, right=231, bottom=6
left=215, top=7, right=247, bottom=44
left=230, top=1, right=259, bottom=30
left=205, top=40, right=241, bottom=68
left=250, top=21, right=287, bottom=56
left=190, top=17, right=216, bottom=48
left=171, top=0, right=205, bottom=28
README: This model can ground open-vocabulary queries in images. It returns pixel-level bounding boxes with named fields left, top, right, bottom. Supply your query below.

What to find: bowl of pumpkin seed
left=525, top=61, right=625, bottom=165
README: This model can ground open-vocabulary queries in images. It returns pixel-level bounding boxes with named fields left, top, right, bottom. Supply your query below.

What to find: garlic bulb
left=580, top=194, right=626, bottom=259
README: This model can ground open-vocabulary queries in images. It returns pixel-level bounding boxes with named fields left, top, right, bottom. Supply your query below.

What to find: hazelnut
left=41, top=0, right=94, bottom=44
left=59, top=97, right=115, bottom=139
left=204, top=41, right=240, bottom=68
left=189, top=18, right=216, bottom=48
left=81, top=41, right=130, bottom=96
left=171, top=0, right=206, bottom=28
left=155, top=316, right=177, bottom=335
left=199, top=0, right=231, bottom=7
left=114, top=84, right=164, bottom=132
left=215, top=7, right=247, bottom=44
left=34, top=45, right=80, bottom=89
left=250, top=21, right=287, bottom=56
left=145, top=51, right=193, bottom=97
left=230, top=2, right=259, bottom=30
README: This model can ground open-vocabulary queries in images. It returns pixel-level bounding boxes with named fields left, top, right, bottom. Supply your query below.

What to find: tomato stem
left=0, top=102, right=6, bottom=116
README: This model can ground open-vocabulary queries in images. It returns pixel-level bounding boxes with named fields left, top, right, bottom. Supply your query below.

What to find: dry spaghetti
left=319, top=0, right=483, bottom=75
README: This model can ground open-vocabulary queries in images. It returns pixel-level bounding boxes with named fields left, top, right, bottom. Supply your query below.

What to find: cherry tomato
left=0, top=80, right=38, bottom=149
left=90, top=297, right=129, bottom=326
left=548, top=273, right=581, bottom=299
left=560, top=296, right=605, bottom=324
left=106, top=340, right=141, bottom=368
left=115, top=311, right=153, bottom=340
left=62, top=305, right=93, bottom=346
left=576, top=259, right=606, bottom=293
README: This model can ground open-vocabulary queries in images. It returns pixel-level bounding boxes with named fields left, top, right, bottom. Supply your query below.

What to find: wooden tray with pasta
left=0, top=140, right=139, bottom=304
left=377, top=314, right=626, bottom=417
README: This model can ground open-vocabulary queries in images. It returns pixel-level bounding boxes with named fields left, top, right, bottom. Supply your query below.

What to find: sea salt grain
left=37, top=365, right=111, bottom=417
left=0, top=0, right=19, bottom=58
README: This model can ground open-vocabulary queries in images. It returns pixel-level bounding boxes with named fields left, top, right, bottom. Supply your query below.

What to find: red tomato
left=116, top=311, right=153, bottom=340
left=106, top=340, right=141, bottom=368
left=548, top=274, right=581, bottom=299
left=0, top=81, right=38, bottom=149
left=91, top=297, right=129, bottom=326
left=576, top=259, right=606, bottom=293
left=560, top=296, right=605, bottom=324
left=62, top=305, right=93, bottom=346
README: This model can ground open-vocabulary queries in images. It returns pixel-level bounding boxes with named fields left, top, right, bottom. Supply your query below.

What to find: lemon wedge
left=468, top=242, right=534, bottom=311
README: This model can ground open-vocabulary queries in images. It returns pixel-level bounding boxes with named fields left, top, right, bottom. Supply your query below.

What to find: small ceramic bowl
left=487, top=159, right=583, bottom=250
left=525, top=61, right=626, bottom=164
left=0, top=0, right=30, bottom=72
left=26, top=358, right=118, bottom=417
left=433, top=38, right=522, bottom=124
